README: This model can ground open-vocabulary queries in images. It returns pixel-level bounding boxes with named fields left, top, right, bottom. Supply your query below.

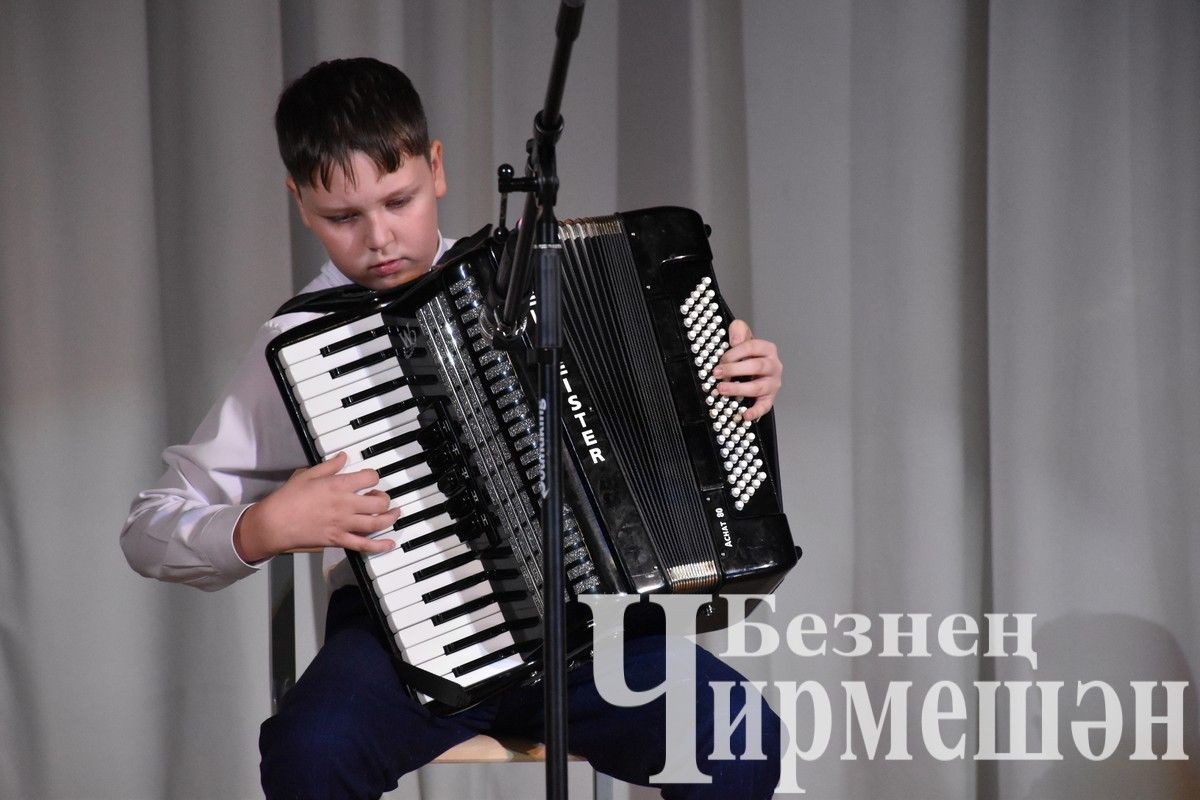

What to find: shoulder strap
left=271, top=283, right=373, bottom=318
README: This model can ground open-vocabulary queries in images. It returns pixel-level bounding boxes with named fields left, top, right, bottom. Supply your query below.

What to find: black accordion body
left=267, top=207, right=798, bottom=713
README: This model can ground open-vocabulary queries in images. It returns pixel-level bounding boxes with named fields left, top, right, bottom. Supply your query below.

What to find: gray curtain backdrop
left=1, top=1, right=1197, bottom=798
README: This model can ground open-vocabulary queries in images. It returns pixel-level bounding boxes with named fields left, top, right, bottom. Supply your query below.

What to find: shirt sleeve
left=120, top=316, right=313, bottom=591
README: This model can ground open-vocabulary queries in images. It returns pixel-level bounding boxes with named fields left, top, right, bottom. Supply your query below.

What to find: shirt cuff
left=205, top=504, right=268, bottom=578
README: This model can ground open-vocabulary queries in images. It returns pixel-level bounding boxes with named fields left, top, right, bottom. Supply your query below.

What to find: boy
left=122, top=58, right=784, bottom=799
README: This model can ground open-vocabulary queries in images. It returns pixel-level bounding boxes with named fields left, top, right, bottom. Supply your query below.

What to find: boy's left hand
left=711, top=319, right=782, bottom=422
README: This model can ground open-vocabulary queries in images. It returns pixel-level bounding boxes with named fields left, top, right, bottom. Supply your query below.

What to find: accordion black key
left=267, top=206, right=798, bottom=712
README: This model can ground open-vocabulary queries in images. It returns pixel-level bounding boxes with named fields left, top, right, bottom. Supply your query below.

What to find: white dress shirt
left=121, top=236, right=451, bottom=592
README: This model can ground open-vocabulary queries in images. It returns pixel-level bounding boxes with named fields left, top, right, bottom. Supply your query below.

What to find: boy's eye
left=387, top=197, right=411, bottom=209
left=326, top=213, right=357, bottom=224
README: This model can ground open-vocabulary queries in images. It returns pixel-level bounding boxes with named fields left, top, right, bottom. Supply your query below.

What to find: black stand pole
left=487, top=3, right=584, bottom=799
left=536, top=210, right=568, bottom=800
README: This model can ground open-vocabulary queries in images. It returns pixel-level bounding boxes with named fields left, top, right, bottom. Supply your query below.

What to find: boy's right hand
left=233, top=452, right=402, bottom=563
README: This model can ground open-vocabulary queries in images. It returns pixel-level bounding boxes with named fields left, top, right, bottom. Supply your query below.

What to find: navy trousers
left=260, top=587, right=780, bottom=799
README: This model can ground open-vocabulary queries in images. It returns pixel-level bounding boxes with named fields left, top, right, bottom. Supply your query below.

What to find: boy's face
left=289, top=142, right=447, bottom=291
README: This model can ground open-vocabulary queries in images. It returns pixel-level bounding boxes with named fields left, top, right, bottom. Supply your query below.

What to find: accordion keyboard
left=273, top=317, right=535, bottom=692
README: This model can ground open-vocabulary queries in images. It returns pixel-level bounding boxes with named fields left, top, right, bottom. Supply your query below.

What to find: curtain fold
left=1, top=1, right=1196, bottom=798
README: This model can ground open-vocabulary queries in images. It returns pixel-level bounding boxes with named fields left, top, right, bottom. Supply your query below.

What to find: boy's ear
left=286, top=177, right=313, bottom=229
left=429, top=140, right=448, bottom=199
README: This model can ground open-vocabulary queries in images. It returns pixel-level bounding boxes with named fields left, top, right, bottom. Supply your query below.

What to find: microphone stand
left=486, top=2, right=584, bottom=798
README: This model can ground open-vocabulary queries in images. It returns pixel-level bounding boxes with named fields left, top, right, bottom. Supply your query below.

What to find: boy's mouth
left=370, top=258, right=402, bottom=276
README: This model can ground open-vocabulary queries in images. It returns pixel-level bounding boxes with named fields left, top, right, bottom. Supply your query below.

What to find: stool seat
left=433, top=735, right=583, bottom=763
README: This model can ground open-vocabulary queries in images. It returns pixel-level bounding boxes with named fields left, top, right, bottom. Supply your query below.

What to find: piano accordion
left=267, top=206, right=798, bottom=713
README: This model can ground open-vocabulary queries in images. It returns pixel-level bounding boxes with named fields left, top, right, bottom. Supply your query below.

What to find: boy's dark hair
left=275, top=57, right=431, bottom=191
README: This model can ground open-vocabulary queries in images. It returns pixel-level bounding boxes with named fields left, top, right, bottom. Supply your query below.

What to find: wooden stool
left=433, top=734, right=582, bottom=763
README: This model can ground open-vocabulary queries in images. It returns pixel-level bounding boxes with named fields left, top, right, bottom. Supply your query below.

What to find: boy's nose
left=364, top=213, right=392, bottom=251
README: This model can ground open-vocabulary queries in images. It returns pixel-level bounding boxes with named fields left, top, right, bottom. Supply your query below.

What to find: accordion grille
left=560, top=217, right=719, bottom=592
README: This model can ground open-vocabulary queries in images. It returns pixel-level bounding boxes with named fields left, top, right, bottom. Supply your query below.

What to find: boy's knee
left=259, top=705, right=385, bottom=800
left=259, top=711, right=330, bottom=798
left=700, top=700, right=781, bottom=800
left=691, top=658, right=781, bottom=800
